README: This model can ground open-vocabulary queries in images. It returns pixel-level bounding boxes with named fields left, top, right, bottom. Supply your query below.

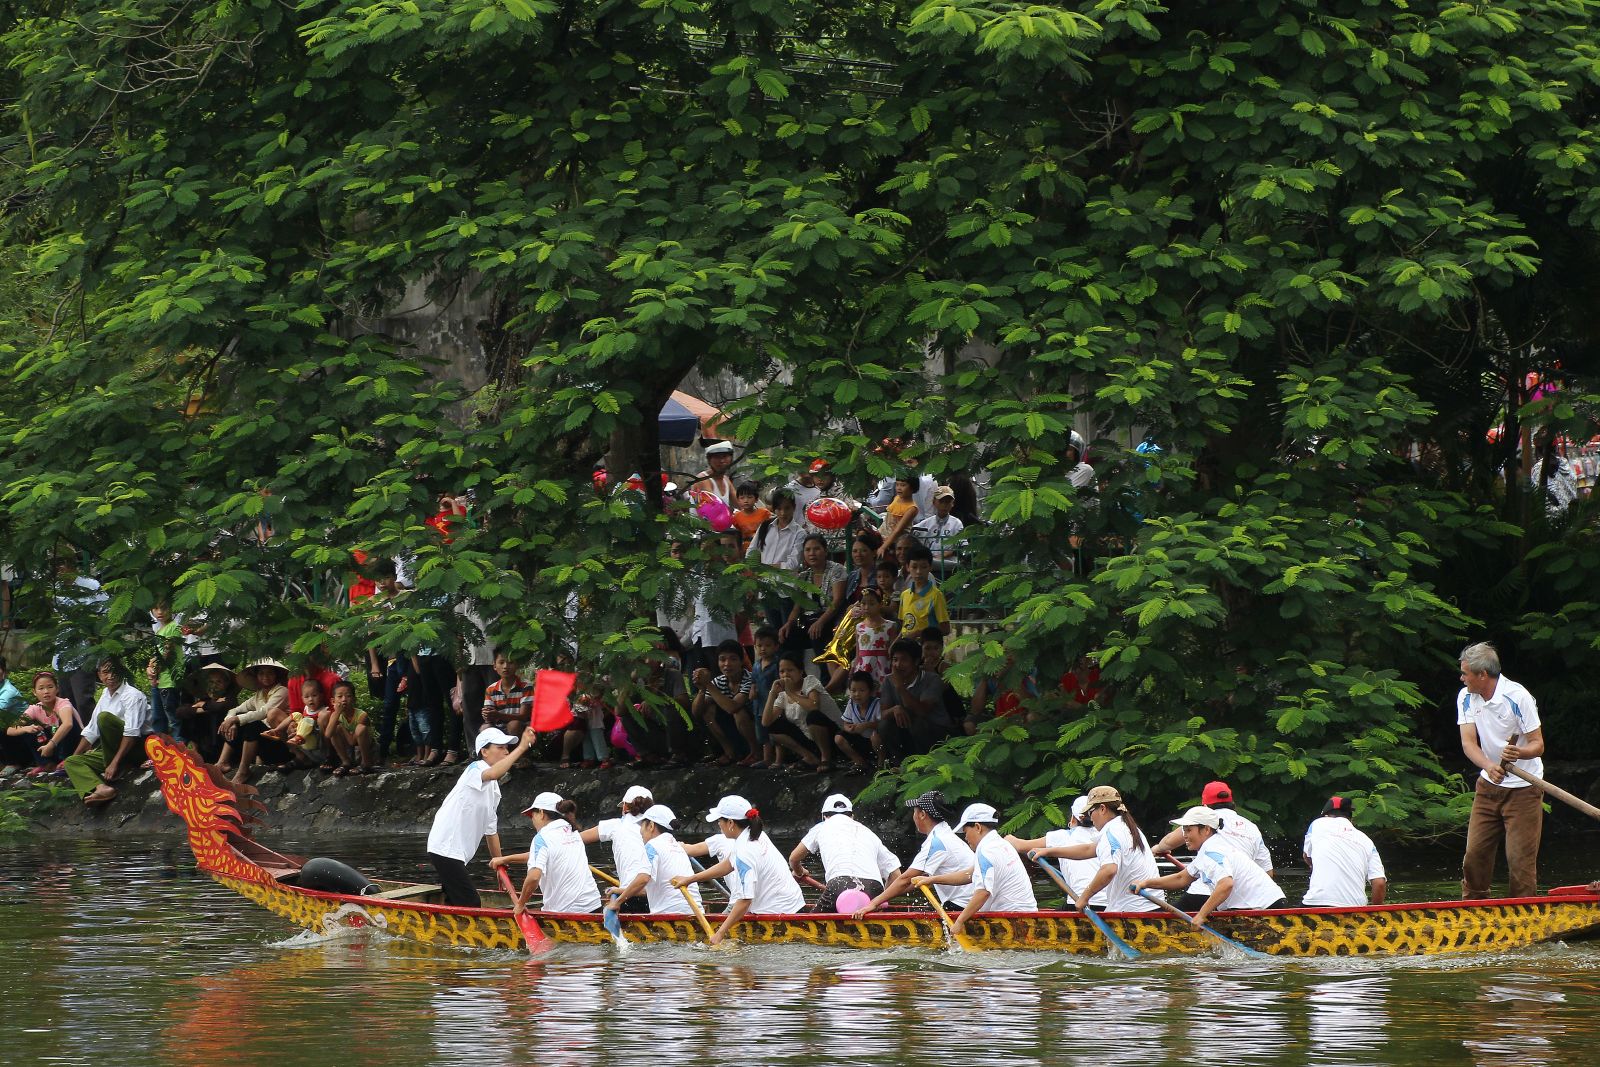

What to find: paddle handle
left=682, top=884, right=718, bottom=941
left=917, top=882, right=967, bottom=952
left=497, top=866, right=547, bottom=946
left=591, top=864, right=622, bottom=886
left=1502, top=765, right=1600, bottom=821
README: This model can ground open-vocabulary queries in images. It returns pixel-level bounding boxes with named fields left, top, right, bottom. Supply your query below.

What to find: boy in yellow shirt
left=897, top=544, right=951, bottom=636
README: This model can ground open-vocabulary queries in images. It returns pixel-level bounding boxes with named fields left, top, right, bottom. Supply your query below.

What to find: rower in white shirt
left=852, top=790, right=975, bottom=917
left=913, top=801, right=1037, bottom=938
left=1136, top=806, right=1286, bottom=925
left=789, top=793, right=901, bottom=912
left=1302, top=796, right=1387, bottom=907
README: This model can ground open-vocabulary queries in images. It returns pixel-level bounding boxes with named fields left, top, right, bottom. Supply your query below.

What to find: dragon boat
left=148, top=735, right=1600, bottom=957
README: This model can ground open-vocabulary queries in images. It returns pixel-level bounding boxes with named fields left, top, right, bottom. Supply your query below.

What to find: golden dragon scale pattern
left=147, top=736, right=1600, bottom=956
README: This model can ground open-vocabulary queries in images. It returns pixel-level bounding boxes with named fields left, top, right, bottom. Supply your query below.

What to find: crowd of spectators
left=0, top=436, right=1107, bottom=804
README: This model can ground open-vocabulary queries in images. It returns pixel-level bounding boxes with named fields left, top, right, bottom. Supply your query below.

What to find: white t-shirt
left=1216, top=809, right=1273, bottom=872
left=909, top=823, right=975, bottom=907
left=1302, top=817, right=1386, bottom=907
left=969, top=830, right=1038, bottom=912
left=704, top=833, right=740, bottom=898
left=1093, top=819, right=1161, bottom=913
left=726, top=830, right=806, bottom=913
left=81, top=683, right=151, bottom=743
left=747, top=516, right=806, bottom=571
left=1457, top=675, right=1543, bottom=787
left=530, top=821, right=602, bottom=913
left=597, top=815, right=651, bottom=886
left=913, top=513, right=965, bottom=562
left=642, top=832, right=701, bottom=915
left=774, top=675, right=842, bottom=729
left=425, top=762, right=500, bottom=863
left=1187, top=834, right=1285, bottom=910
left=1044, top=827, right=1107, bottom=908
left=799, top=815, right=899, bottom=883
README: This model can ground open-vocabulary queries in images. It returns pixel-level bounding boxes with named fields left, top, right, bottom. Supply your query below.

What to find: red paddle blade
left=497, top=867, right=548, bottom=944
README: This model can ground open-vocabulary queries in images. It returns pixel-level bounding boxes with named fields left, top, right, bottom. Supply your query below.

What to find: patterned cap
left=905, top=790, right=949, bottom=822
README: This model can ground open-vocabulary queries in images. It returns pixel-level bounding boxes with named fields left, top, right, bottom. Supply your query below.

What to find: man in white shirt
left=790, top=794, right=901, bottom=911
left=852, top=790, right=975, bottom=916
left=1152, top=779, right=1274, bottom=902
left=62, top=657, right=150, bottom=806
left=1457, top=641, right=1545, bottom=898
left=1303, top=796, right=1387, bottom=907
left=1136, top=807, right=1286, bottom=924
left=913, top=486, right=965, bottom=581
left=914, top=801, right=1037, bottom=938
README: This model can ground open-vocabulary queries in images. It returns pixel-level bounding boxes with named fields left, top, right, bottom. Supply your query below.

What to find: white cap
left=521, top=791, right=565, bottom=816
left=706, top=794, right=755, bottom=822
left=641, top=804, right=676, bottom=828
left=1171, top=805, right=1222, bottom=830
left=475, top=727, right=517, bottom=752
left=821, top=793, right=853, bottom=815
left=622, top=785, right=653, bottom=805
left=704, top=441, right=734, bottom=456
left=955, top=802, right=999, bottom=831
left=1070, top=796, right=1091, bottom=820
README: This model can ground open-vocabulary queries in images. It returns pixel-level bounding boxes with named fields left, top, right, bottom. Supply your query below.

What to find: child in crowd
left=730, top=482, right=772, bottom=556
left=749, top=627, right=782, bottom=770
left=875, top=559, right=902, bottom=603
left=851, top=587, right=897, bottom=688
left=692, top=639, right=759, bottom=766
left=877, top=472, right=921, bottom=557
left=145, top=602, right=186, bottom=744
left=2, top=665, right=74, bottom=775
left=898, top=543, right=951, bottom=636
left=560, top=684, right=612, bottom=768
left=265, top=678, right=326, bottom=768
left=481, top=649, right=533, bottom=733
left=325, top=678, right=375, bottom=775
left=17, top=670, right=79, bottom=775
left=834, top=670, right=883, bottom=771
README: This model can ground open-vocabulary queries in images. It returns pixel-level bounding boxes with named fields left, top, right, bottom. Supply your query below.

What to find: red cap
left=1201, top=780, right=1232, bottom=805
left=809, top=459, right=830, bottom=474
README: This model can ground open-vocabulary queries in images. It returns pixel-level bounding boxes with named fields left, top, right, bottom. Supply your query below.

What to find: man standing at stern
left=1457, top=641, right=1544, bottom=899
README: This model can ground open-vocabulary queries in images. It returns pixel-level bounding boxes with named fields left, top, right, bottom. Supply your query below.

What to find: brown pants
left=1461, top=777, right=1543, bottom=899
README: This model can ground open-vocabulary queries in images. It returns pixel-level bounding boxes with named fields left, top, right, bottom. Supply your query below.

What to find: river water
left=5, top=833, right=1600, bottom=1066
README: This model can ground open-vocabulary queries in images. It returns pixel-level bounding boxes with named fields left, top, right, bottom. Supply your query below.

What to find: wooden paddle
left=1031, top=855, right=1138, bottom=959
left=497, top=866, right=548, bottom=949
left=591, top=864, right=621, bottom=886
left=681, top=883, right=718, bottom=941
left=918, top=883, right=970, bottom=953
left=1133, top=885, right=1268, bottom=960
left=1501, top=765, right=1600, bottom=820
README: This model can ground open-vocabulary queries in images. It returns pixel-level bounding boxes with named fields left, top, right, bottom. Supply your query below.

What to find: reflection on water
left=7, top=834, right=1600, bottom=1066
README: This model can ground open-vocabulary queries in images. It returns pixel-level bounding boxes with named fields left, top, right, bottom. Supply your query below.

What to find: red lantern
left=805, top=497, right=853, bottom=531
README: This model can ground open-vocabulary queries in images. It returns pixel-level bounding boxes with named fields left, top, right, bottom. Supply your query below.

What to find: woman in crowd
left=580, top=785, right=653, bottom=912
left=186, top=662, right=238, bottom=763
left=672, top=794, right=805, bottom=945
left=216, top=659, right=290, bottom=783
left=1028, top=785, right=1160, bottom=914
left=779, top=535, right=846, bottom=660
left=606, top=804, right=702, bottom=915
left=493, top=791, right=602, bottom=915
left=852, top=789, right=975, bottom=917
left=760, top=651, right=840, bottom=773
left=8, top=670, right=80, bottom=776
left=424, top=726, right=537, bottom=905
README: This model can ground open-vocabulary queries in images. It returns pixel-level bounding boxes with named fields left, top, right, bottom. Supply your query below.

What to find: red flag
left=529, top=670, right=577, bottom=733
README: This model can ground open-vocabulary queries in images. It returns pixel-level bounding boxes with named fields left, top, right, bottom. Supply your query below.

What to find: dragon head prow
left=146, top=735, right=255, bottom=838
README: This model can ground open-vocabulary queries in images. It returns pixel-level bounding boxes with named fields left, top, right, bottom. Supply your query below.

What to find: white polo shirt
left=1457, top=675, right=1543, bottom=787
left=1302, top=817, right=1386, bottom=907
left=642, top=833, right=701, bottom=915
left=1094, top=819, right=1161, bottom=913
left=1187, top=834, right=1285, bottom=910
left=909, top=823, right=975, bottom=907
left=596, top=815, right=651, bottom=886
left=799, top=815, right=900, bottom=883
left=425, top=762, right=500, bottom=863
left=727, top=830, right=806, bottom=914
left=529, top=820, right=602, bottom=913
left=1216, top=809, right=1273, bottom=872
left=1044, top=826, right=1107, bottom=908
left=969, top=830, right=1037, bottom=912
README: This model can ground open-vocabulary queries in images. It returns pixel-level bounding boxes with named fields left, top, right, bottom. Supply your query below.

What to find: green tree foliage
left=3, top=0, right=1600, bottom=834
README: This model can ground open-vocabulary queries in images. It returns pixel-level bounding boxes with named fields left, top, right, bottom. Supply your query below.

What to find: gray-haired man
left=1457, top=641, right=1544, bottom=898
